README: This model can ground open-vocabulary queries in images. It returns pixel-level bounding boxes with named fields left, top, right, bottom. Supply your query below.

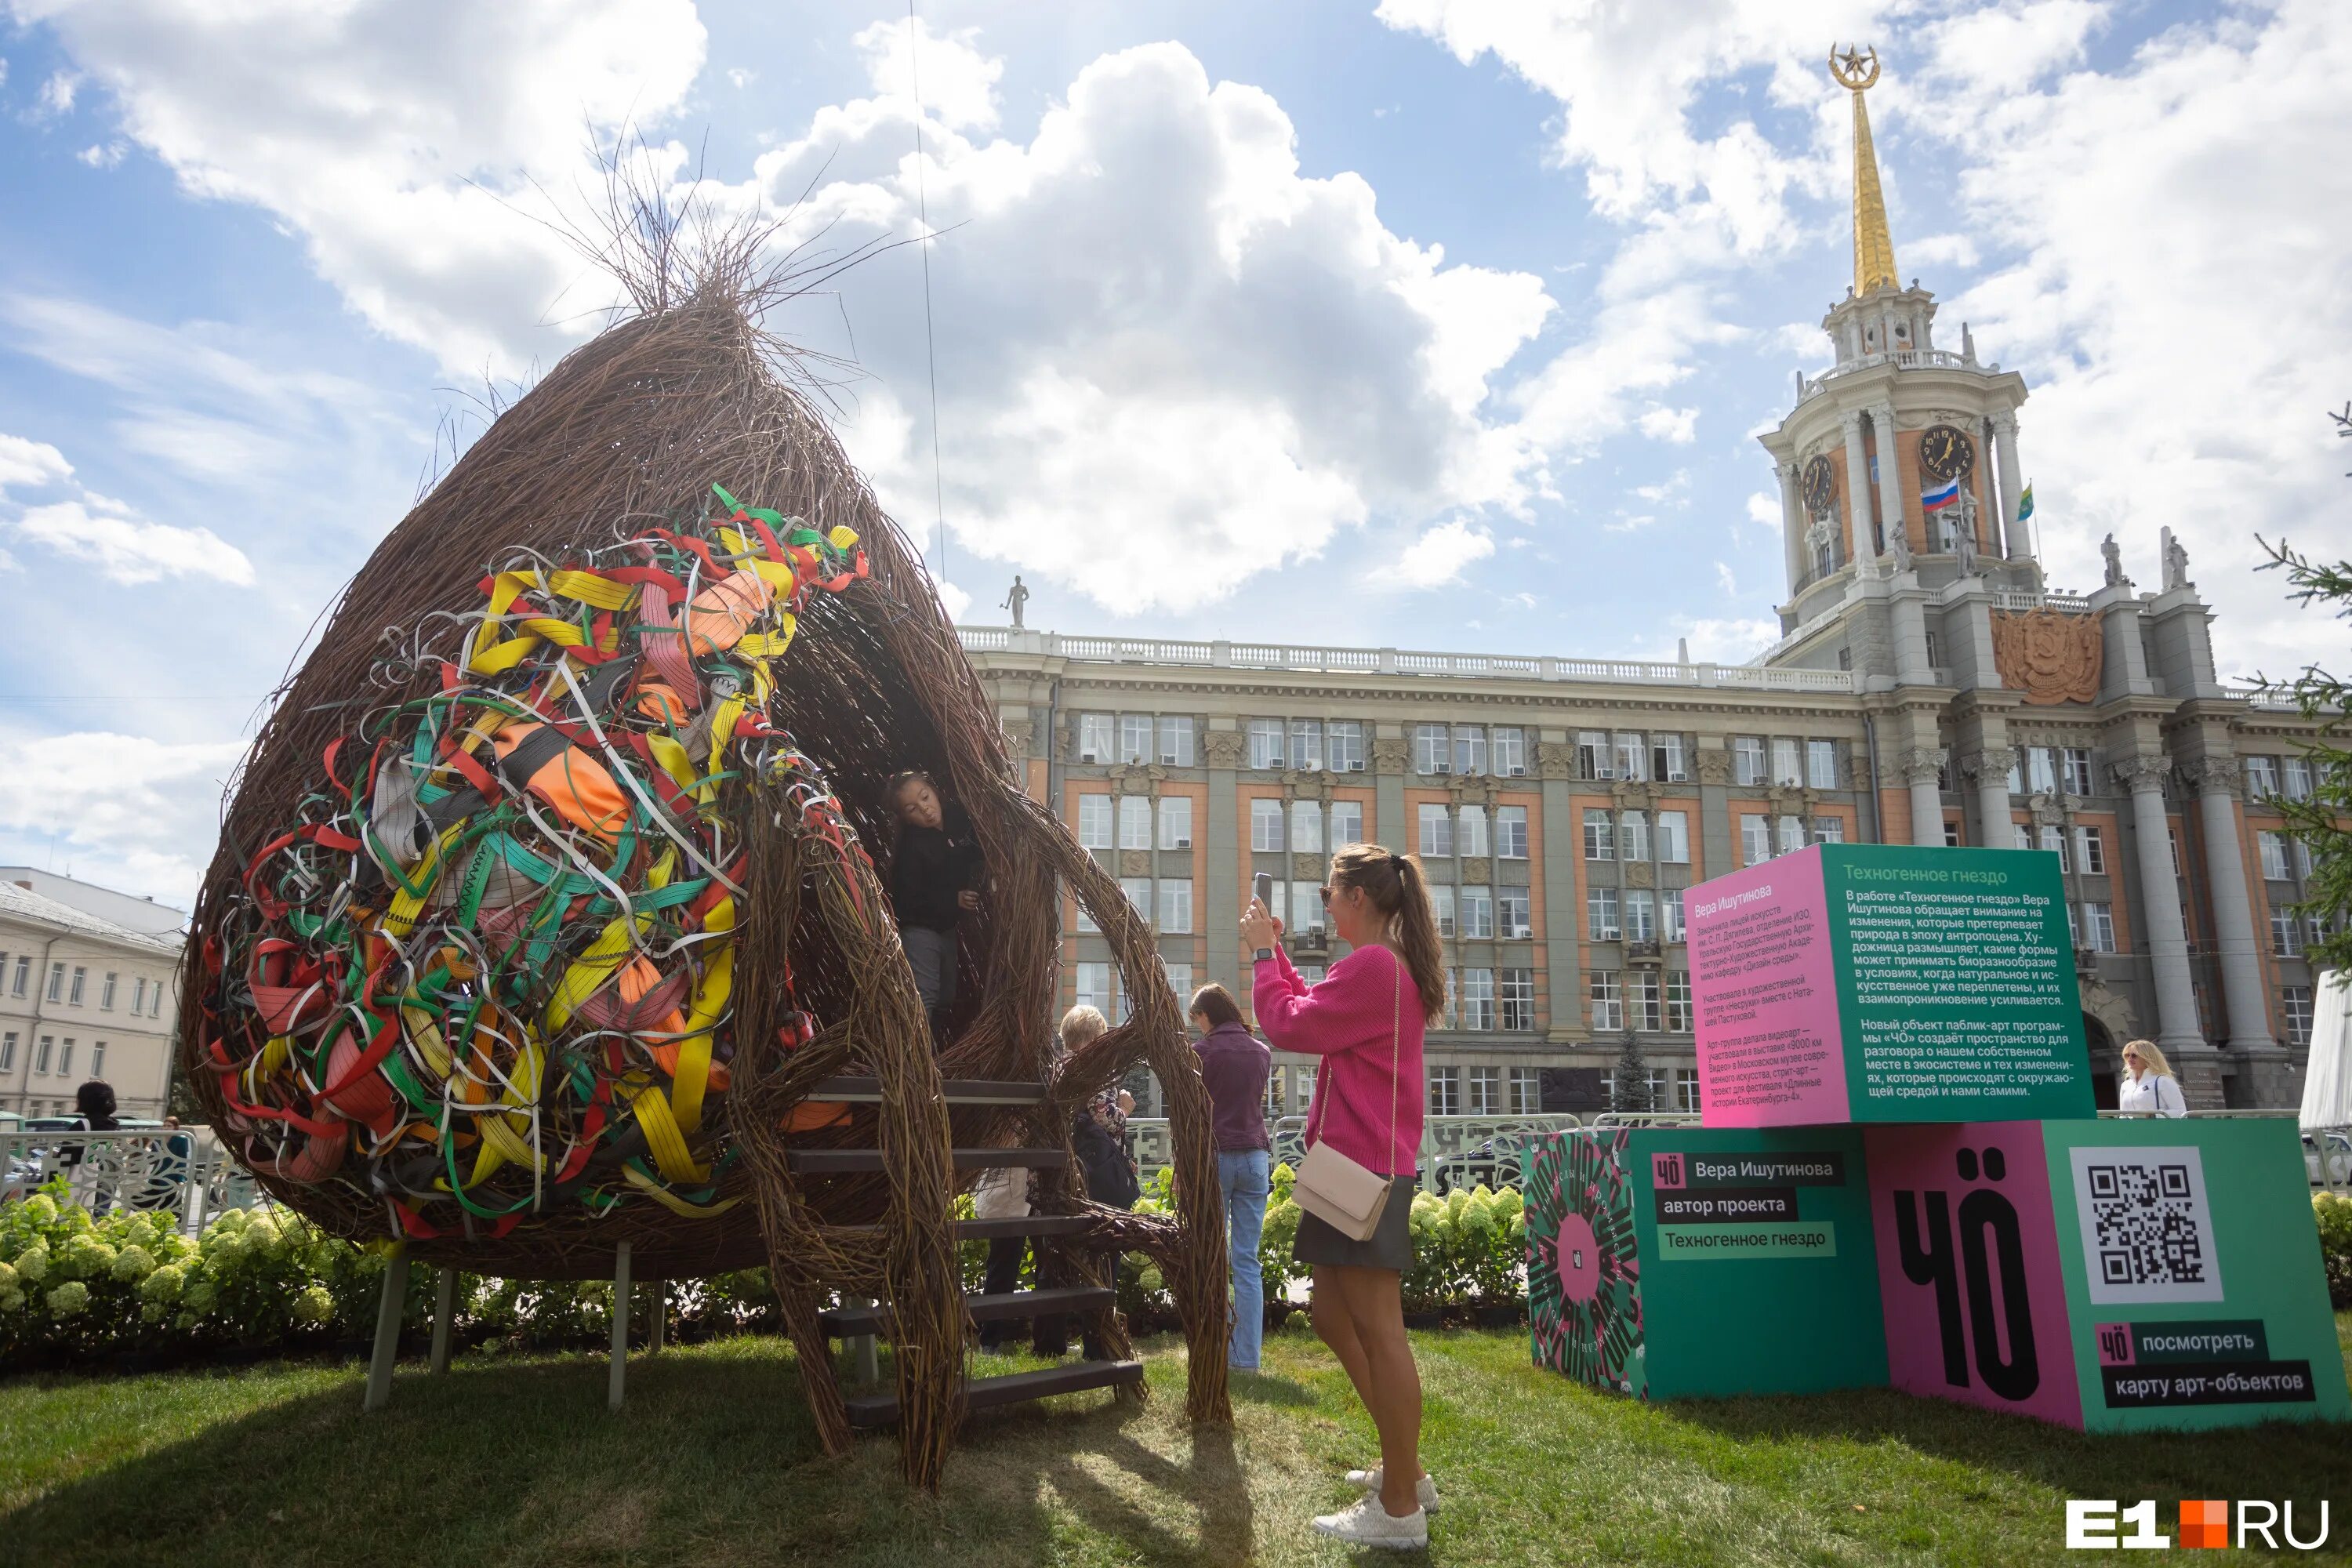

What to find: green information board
left=1528, top=1126, right=1888, bottom=1401
left=1690, top=843, right=2096, bottom=1126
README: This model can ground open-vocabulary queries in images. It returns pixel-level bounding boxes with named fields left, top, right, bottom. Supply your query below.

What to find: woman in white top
left=2117, top=1038, right=2188, bottom=1117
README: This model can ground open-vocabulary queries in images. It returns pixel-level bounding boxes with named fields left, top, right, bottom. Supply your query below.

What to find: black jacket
left=889, top=802, right=985, bottom=932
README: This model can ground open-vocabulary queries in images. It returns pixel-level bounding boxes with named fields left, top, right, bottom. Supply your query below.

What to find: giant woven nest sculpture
left=177, top=264, right=1230, bottom=1488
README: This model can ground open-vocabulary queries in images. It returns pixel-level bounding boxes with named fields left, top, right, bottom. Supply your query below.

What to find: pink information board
left=1686, top=850, right=1850, bottom=1126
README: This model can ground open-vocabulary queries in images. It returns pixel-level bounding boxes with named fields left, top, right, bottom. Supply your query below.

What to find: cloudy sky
left=2, top=0, right=2347, bottom=909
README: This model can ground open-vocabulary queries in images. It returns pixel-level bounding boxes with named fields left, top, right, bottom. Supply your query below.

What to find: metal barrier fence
left=2, top=1129, right=262, bottom=1232
left=1128, top=1114, right=1584, bottom=1193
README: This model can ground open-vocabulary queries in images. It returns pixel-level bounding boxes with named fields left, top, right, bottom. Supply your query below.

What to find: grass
left=1, top=1317, right=2348, bottom=1566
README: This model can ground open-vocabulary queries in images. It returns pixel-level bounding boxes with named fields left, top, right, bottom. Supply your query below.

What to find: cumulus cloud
left=0, top=432, right=71, bottom=491
left=1365, top=517, right=1496, bottom=591
left=851, top=16, right=1003, bottom=132
left=742, top=40, right=1551, bottom=611
left=15, top=0, right=709, bottom=376
left=0, top=728, right=248, bottom=906
left=1675, top=615, right=1780, bottom=664
left=13, top=492, right=253, bottom=584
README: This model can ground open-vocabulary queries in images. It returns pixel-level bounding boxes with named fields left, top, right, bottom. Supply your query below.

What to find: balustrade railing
left=1127, top=1113, right=1581, bottom=1193
left=2, top=1130, right=260, bottom=1232
left=957, top=628, right=1857, bottom=695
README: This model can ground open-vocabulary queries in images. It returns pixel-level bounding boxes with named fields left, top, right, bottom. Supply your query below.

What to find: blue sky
left=2, top=0, right=2348, bottom=906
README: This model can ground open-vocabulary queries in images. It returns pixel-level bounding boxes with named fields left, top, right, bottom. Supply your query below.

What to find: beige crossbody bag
left=1291, top=950, right=1403, bottom=1242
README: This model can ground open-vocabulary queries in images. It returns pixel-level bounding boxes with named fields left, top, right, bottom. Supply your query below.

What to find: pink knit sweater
left=1253, top=942, right=1424, bottom=1178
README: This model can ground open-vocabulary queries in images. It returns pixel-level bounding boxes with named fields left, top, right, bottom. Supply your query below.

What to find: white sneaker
left=1345, top=1466, right=1440, bottom=1512
left=1312, top=1494, right=1428, bottom=1550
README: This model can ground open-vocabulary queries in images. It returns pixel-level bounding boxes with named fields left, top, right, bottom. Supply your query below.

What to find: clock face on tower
left=1801, top=454, right=1837, bottom=513
left=1919, top=424, right=1976, bottom=482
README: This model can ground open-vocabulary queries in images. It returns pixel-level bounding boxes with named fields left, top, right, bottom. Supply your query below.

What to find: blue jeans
left=1218, top=1149, right=1271, bottom=1371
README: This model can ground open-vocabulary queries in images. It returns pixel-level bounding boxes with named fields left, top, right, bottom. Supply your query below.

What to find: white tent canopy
left=2299, top=969, right=2352, bottom=1130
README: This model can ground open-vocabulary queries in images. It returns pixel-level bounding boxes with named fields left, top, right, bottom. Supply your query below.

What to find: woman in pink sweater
left=1243, top=842, right=1447, bottom=1551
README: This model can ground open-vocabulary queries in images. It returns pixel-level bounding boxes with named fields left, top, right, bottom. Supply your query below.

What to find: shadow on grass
left=1225, top=1370, right=1316, bottom=1407
left=0, top=1342, right=1258, bottom=1568
left=1665, top=1381, right=2352, bottom=1510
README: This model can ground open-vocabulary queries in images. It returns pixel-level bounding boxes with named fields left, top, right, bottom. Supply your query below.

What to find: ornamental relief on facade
left=1280, top=768, right=1334, bottom=803
left=1898, top=747, right=1944, bottom=787
left=1119, top=849, right=1152, bottom=877
left=1292, top=851, right=1327, bottom=880
left=1624, top=861, right=1654, bottom=890
left=1108, top=764, right=1163, bottom=795
left=1990, top=605, right=2103, bottom=706
left=1450, top=775, right=1499, bottom=807
left=999, top=716, right=1034, bottom=757
left=1695, top=750, right=1734, bottom=786
left=1200, top=729, right=1247, bottom=770
left=1370, top=736, right=1410, bottom=775
left=1535, top=742, right=1577, bottom=780
left=2180, top=757, right=2242, bottom=799
left=1460, top=856, right=1492, bottom=884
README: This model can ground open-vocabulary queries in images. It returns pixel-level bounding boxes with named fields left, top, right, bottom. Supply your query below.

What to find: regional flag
left=1921, top=476, right=1961, bottom=513
left=2016, top=482, right=2034, bottom=522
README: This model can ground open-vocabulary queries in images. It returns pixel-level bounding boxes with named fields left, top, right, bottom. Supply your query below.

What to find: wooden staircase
left=794, top=1073, right=1145, bottom=1432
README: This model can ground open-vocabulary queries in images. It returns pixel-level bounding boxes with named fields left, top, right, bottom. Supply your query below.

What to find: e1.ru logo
left=2067, top=1499, right=2331, bottom=1549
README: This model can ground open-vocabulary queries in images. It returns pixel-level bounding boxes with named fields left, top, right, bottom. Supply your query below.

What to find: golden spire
left=1831, top=45, right=1899, bottom=295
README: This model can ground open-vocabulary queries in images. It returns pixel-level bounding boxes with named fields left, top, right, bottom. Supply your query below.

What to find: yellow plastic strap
left=669, top=896, right=732, bottom=1134
left=734, top=619, right=796, bottom=659
left=827, top=525, right=859, bottom=550
left=629, top=1078, right=706, bottom=1183
left=400, top=1007, right=452, bottom=1077
left=743, top=557, right=797, bottom=593
left=546, top=570, right=637, bottom=612
left=702, top=696, right=746, bottom=801
left=647, top=734, right=696, bottom=793
left=623, top=1163, right=739, bottom=1218
left=542, top=913, right=645, bottom=1033
left=380, top=823, right=463, bottom=938
left=468, top=572, right=546, bottom=673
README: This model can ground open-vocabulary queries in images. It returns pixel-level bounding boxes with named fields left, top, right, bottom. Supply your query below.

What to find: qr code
left=2068, top=1146, right=2223, bottom=1305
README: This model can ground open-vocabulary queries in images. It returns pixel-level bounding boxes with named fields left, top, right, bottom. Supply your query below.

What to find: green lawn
left=3, top=1318, right=2350, bottom=1566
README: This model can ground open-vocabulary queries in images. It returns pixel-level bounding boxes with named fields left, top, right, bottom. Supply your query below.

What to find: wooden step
left=786, top=1147, right=1068, bottom=1176
left=830, top=1214, right=1098, bottom=1243
left=820, top=1284, right=1112, bottom=1338
left=843, top=1359, right=1145, bottom=1431
left=808, top=1076, right=1049, bottom=1106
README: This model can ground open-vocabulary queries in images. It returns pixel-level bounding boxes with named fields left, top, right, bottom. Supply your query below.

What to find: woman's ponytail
left=1330, top=842, right=1448, bottom=1024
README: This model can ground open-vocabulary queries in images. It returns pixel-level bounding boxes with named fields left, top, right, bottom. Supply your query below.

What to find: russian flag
left=1921, top=476, right=1961, bottom=513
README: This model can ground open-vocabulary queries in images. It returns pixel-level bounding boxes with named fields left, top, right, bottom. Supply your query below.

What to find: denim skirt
left=1292, top=1175, right=1417, bottom=1271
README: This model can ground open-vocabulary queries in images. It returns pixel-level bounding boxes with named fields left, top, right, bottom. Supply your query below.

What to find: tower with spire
left=1759, top=44, right=2041, bottom=683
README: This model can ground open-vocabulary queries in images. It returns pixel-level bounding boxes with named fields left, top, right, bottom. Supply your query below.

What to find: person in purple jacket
left=1186, top=982, right=1272, bottom=1375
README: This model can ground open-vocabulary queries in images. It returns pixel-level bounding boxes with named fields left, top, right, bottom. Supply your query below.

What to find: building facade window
left=2245, top=755, right=2281, bottom=797
left=1498, top=890, right=1531, bottom=939
left=1577, top=731, right=1610, bottom=780
left=46, top=963, right=65, bottom=1003
left=89, top=1042, right=104, bottom=1078
left=1492, top=727, right=1527, bottom=775
left=1419, top=804, right=1454, bottom=858
left=1250, top=797, right=1284, bottom=852
left=1248, top=718, right=1285, bottom=770
left=1665, top=970, right=1693, bottom=1031
left=2074, top=825, right=2107, bottom=874
left=1458, top=805, right=1490, bottom=858
left=1290, top=800, right=1322, bottom=852
left=1158, top=796, right=1192, bottom=849
left=131, top=976, right=147, bottom=1014
left=1500, top=969, right=1534, bottom=1031
left=1077, top=713, right=1114, bottom=761
left=1624, top=889, right=1656, bottom=942
left=1661, top=889, right=1685, bottom=943
left=0, top=1032, right=13, bottom=1072
left=2271, top=906, right=2304, bottom=956
left=2283, top=756, right=2314, bottom=800
left=2282, top=985, right=2314, bottom=1046
left=1157, top=716, right=1194, bottom=766
left=1291, top=881, right=1327, bottom=932
left=1583, top=809, right=1614, bottom=861
left=1811, top=815, right=1846, bottom=845
left=1120, top=877, right=1153, bottom=921
left=1496, top=807, right=1529, bottom=859
left=100, top=973, right=117, bottom=1011
left=1414, top=724, right=1449, bottom=774
left=1621, top=810, right=1650, bottom=863
left=2063, top=747, right=2095, bottom=795
left=2259, top=830, right=2292, bottom=881
left=1740, top=816, right=1772, bottom=866
left=1331, top=800, right=1364, bottom=846
left=2038, top=824, right=2068, bottom=869
left=1614, top=732, right=1647, bottom=782
left=1454, top=725, right=1486, bottom=776
left=9, top=956, right=26, bottom=996
left=1508, top=1065, right=1541, bottom=1112
left=1806, top=739, right=1838, bottom=789
left=1290, top=719, right=1324, bottom=771
left=1588, top=972, right=1623, bottom=1032
left=34, top=1035, right=53, bottom=1074
left=1428, top=1067, right=1460, bottom=1116
left=1629, top=971, right=1662, bottom=1031
left=1466, top=1065, right=1501, bottom=1115
left=1118, top=797, right=1152, bottom=850
left=1733, top=735, right=1766, bottom=786
left=1461, top=886, right=1494, bottom=939
left=1158, top=880, right=1193, bottom=934
left=1076, top=962, right=1112, bottom=1016
left=2081, top=902, right=2115, bottom=953
left=1430, top=884, right=1457, bottom=937
left=1771, top=737, right=1802, bottom=786
left=1328, top=720, right=1366, bottom=772
left=1117, top=714, right=1152, bottom=764
left=1777, top=815, right=1806, bottom=857
left=1459, top=968, right=1495, bottom=1030
left=1586, top=886, right=1620, bottom=940
left=1657, top=811, right=1690, bottom=863
left=56, top=1040, right=72, bottom=1076
left=1675, top=1069, right=1700, bottom=1112
left=1654, top=733, right=1690, bottom=782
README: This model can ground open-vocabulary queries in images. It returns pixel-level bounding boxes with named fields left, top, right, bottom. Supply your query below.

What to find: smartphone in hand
left=1252, top=871, right=1273, bottom=910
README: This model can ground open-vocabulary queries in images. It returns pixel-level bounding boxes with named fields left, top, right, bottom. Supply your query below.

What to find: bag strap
left=1386, top=945, right=1401, bottom=1178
